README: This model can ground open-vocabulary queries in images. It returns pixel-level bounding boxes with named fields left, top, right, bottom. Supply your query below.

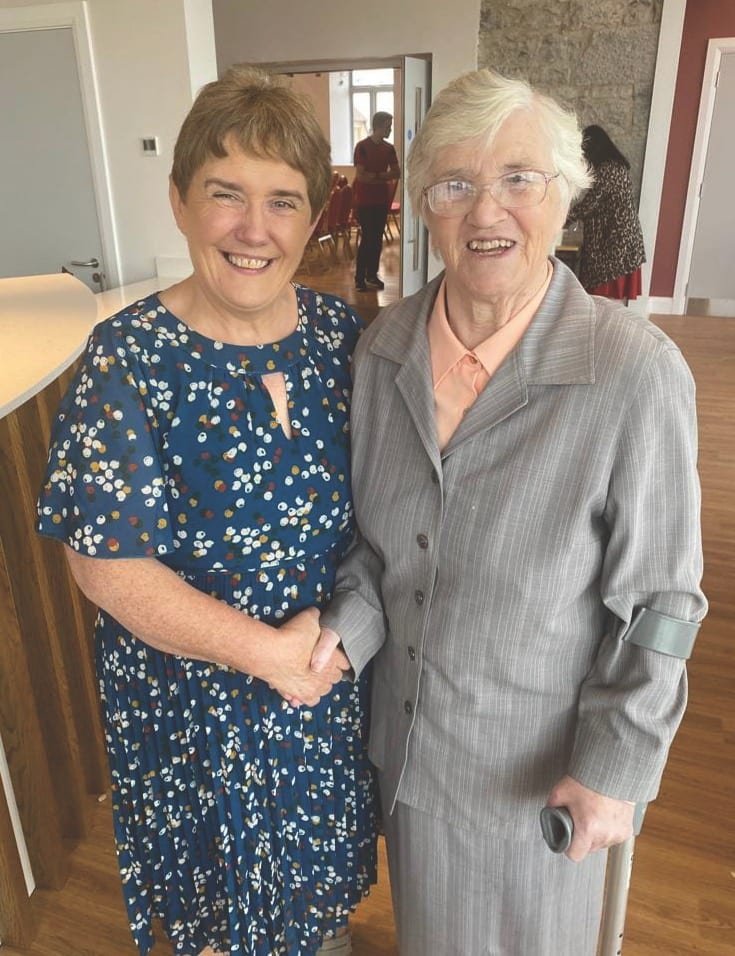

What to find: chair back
left=326, top=188, right=341, bottom=232
left=337, top=184, right=353, bottom=228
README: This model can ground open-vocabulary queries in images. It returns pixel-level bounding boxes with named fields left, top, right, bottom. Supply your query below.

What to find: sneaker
left=365, top=275, right=385, bottom=289
left=355, top=279, right=368, bottom=292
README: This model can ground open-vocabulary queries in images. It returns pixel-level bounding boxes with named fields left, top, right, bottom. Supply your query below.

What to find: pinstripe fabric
left=322, top=259, right=706, bottom=942
left=381, top=791, right=606, bottom=956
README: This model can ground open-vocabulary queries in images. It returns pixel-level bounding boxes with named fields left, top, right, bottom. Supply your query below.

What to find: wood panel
left=0, top=767, right=34, bottom=949
left=0, top=409, right=88, bottom=839
left=0, top=362, right=111, bottom=940
left=0, top=532, right=68, bottom=893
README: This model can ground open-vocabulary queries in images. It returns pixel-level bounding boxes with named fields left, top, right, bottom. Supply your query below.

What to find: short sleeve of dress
left=37, top=318, right=176, bottom=559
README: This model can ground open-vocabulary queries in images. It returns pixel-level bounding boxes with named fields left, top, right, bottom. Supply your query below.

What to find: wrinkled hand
left=267, top=609, right=349, bottom=707
left=545, top=775, right=635, bottom=863
left=310, top=626, right=346, bottom=673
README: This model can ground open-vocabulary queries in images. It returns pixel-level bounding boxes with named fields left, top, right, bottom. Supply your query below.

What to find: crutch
left=540, top=804, right=646, bottom=956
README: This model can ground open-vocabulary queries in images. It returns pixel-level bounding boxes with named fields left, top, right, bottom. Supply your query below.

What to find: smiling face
left=169, top=137, right=317, bottom=341
left=425, top=109, right=566, bottom=321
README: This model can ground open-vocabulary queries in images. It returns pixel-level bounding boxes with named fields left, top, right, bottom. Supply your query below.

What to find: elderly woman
left=37, top=67, right=376, bottom=956
left=319, top=69, right=706, bottom=954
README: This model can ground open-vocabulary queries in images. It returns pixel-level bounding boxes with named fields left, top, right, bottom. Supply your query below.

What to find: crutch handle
left=540, top=803, right=645, bottom=956
left=540, top=802, right=646, bottom=853
left=540, top=805, right=574, bottom=853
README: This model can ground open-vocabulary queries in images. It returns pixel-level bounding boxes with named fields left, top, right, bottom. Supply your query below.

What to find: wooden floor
left=4, top=250, right=734, bottom=955
left=295, top=230, right=401, bottom=325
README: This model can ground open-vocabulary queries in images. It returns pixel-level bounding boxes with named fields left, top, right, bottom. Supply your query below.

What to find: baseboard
left=647, top=296, right=674, bottom=315
left=686, top=297, right=735, bottom=318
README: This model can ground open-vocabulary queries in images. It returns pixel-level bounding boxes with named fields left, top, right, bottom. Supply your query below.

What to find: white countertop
left=0, top=274, right=175, bottom=419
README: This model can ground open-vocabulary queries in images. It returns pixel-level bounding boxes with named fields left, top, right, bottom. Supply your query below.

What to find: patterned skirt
left=96, top=559, right=377, bottom=956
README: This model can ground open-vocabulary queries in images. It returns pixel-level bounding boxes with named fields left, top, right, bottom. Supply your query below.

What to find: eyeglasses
left=422, top=170, right=560, bottom=216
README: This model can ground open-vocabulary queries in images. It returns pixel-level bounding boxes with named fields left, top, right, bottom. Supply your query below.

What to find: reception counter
left=0, top=273, right=169, bottom=946
left=0, top=273, right=168, bottom=417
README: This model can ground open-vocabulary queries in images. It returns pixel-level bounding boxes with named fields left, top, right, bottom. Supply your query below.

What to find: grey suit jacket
left=323, top=260, right=707, bottom=836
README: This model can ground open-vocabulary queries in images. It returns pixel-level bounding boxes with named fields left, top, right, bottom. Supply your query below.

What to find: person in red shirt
left=353, top=111, right=400, bottom=291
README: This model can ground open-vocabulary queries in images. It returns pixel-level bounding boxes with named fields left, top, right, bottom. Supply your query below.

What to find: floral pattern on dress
left=38, top=285, right=377, bottom=956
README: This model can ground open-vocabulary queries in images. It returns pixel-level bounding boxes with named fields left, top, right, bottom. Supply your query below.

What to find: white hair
left=407, top=69, right=592, bottom=217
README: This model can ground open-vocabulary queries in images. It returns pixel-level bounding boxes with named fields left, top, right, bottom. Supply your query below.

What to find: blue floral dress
left=37, top=286, right=378, bottom=956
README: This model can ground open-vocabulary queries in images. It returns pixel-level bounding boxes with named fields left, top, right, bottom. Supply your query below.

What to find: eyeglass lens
left=427, top=172, right=551, bottom=214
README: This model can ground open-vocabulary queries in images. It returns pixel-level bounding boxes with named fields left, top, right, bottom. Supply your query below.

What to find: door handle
left=71, top=257, right=100, bottom=268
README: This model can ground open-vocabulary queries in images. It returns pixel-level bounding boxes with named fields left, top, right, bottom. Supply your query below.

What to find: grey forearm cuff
left=624, top=607, right=700, bottom=659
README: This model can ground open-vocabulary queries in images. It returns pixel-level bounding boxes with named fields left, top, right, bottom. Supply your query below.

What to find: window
left=351, top=68, right=394, bottom=152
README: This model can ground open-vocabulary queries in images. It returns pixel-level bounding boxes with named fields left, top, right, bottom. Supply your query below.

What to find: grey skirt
left=381, top=788, right=607, bottom=956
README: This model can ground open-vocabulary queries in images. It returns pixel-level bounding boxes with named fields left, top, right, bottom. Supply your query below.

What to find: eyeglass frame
left=421, top=170, right=561, bottom=216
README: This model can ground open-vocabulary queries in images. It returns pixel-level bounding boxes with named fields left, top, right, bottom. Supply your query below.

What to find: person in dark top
left=567, top=124, right=646, bottom=301
left=353, top=111, right=400, bottom=292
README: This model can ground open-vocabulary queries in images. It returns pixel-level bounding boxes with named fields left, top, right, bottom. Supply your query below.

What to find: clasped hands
left=267, top=607, right=349, bottom=707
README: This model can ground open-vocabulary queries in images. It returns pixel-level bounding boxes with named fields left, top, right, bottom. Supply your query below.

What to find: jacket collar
left=368, top=259, right=596, bottom=387
left=365, top=260, right=597, bottom=460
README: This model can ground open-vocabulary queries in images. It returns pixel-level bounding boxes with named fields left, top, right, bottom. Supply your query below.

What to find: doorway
left=0, top=3, right=119, bottom=291
left=259, top=55, right=431, bottom=314
left=674, top=37, right=735, bottom=316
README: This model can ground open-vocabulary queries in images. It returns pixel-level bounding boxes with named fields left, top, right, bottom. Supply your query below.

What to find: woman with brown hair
left=38, top=66, right=376, bottom=956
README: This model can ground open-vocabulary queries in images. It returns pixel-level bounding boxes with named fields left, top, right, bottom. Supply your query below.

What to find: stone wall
left=477, top=0, right=664, bottom=197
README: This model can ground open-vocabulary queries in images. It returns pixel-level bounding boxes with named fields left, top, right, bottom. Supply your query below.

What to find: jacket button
left=416, top=533, right=429, bottom=549
left=404, top=700, right=413, bottom=715
left=414, top=590, right=424, bottom=605
left=407, top=646, right=416, bottom=661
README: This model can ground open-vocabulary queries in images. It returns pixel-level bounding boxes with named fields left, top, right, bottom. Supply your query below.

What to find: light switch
left=141, top=137, right=160, bottom=156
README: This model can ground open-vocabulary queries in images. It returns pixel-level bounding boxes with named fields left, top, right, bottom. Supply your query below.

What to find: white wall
left=213, top=0, right=481, bottom=111
left=0, top=0, right=217, bottom=284
left=2, top=0, right=480, bottom=286
left=85, top=0, right=216, bottom=282
left=329, top=71, right=352, bottom=165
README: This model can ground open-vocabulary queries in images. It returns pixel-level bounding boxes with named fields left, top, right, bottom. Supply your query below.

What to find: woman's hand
left=545, top=775, right=635, bottom=863
left=63, top=549, right=347, bottom=706
left=309, top=626, right=345, bottom=673
left=267, top=609, right=350, bottom=707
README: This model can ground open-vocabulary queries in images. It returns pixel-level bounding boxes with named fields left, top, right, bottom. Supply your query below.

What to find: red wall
left=651, top=0, right=735, bottom=297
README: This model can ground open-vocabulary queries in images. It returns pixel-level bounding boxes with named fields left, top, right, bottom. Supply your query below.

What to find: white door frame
left=259, top=54, right=432, bottom=295
left=400, top=55, right=430, bottom=297
left=0, top=1, right=121, bottom=287
left=673, top=37, right=735, bottom=315
left=638, top=0, right=686, bottom=314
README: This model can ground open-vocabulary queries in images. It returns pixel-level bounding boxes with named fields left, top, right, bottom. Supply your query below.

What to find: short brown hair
left=172, top=65, right=332, bottom=218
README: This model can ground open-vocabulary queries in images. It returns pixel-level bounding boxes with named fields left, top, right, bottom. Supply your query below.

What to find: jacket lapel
left=367, top=275, right=443, bottom=472
left=444, top=261, right=597, bottom=455
left=364, top=262, right=597, bottom=463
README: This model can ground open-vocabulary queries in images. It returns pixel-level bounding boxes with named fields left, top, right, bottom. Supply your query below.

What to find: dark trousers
left=356, top=204, right=389, bottom=281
